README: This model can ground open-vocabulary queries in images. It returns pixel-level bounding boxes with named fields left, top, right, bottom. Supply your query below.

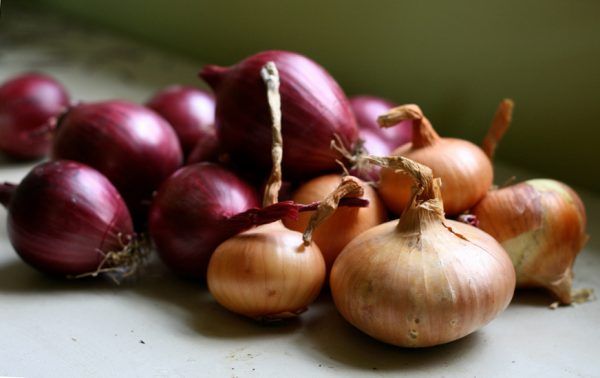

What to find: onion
left=149, top=162, right=259, bottom=277
left=470, top=179, right=588, bottom=304
left=146, top=85, right=217, bottom=157
left=377, top=104, right=494, bottom=216
left=0, top=160, right=142, bottom=277
left=350, top=95, right=412, bottom=149
left=283, top=174, right=386, bottom=272
left=200, top=50, right=358, bottom=179
left=0, top=73, right=69, bottom=159
left=186, top=134, right=220, bottom=164
left=52, top=100, right=183, bottom=219
left=207, top=62, right=327, bottom=320
left=330, top=155, right=515, bottom=347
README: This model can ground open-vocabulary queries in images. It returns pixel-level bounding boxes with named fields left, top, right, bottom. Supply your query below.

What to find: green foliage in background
left=31, top=0, right=600, bottom=192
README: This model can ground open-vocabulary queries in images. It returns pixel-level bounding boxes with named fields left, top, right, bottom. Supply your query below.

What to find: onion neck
left=0, top=183, right=17, bottom=208
left=412, top=117, right=440, bottom=148
left=199, top=65, right=228, bottom=90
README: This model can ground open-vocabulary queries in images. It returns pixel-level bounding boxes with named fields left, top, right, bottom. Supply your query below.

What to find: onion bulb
left=52, top=100, right=183, bottom=220
left=331, top=155, right=515, bottom=347
left=0, top=73, right=69, bottom=159
left=470, top=179, right=588, bottom=304
left=200, top=50, right=357, bottom=179
left=377, top=104, right=495, bottom=216
left=1, top=160, right=144, bottom=278
left=207, top=62, right=326, bottom=320
left=283, top=174, right=387, bottom=271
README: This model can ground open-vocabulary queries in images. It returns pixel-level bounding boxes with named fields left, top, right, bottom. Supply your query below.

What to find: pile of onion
left=0, top=160, right=143, bottom=278
left=51, top=100, right=183, bottom=219
left=377, top=104, right=493, bottom=215
left=331, top=155, right=515, bottom=347
left=0, top=73, right=69, bottom=159
left=200, top=50, right=358, bottom=179
left=146, top=85, right=218, bottom=159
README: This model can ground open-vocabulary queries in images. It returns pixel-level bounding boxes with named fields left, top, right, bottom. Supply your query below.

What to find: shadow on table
left=296, top=292, right=484, bottom=372
left=129, top=268, right=304, bottom=339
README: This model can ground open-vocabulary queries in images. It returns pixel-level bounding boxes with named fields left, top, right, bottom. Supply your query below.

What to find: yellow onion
left=331, top=155, right=515, bottom=347
left=471, top=179, right=588, bottom=304
left=283, top=174, right=386, bottom=272
left=377, top=104, right=494, bottom=216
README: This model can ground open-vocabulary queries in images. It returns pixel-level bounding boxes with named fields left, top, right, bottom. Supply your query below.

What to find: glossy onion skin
left=149, top=163, right=259, bottom=278
left=6, top=160, right=133, bottom=276
left=0, top=73, right=69, bottom=159
left=471, top=179, right=587, bottom=304
left=146, top=85, right=217, bottom=156
left=379, top=139, right=493, bottom=216
left=208, top=222, right=326, bottom=319
left=330, top=217, right=515, bottom=347
left=349, top=95, right=412, bottom=149
left=200, top=50, right=358, bottom=179
left=351, top=130, right=392, bottom=182
left=52, top=100, right=183, bottom=217
left=283, top=174, right=387, bottom=271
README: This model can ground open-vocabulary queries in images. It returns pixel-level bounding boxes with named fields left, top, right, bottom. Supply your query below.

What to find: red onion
left=350, top=95, right=412, bottom=149
left=146, top=85, right=217, bottom=157
left=0, top=73, right=69, bottom=159
left=186, top=134, right=220, bottom=164
left=200, top=50, right=358, bottom=179
left=1, top=160, right=138, bottom=277
left=52, top=100, right=183, bottom=218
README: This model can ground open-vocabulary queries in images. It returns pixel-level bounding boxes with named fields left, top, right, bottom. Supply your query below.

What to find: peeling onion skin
left=283, top=174, right=387, bottom=272
left=149, top=163, right=259, bottom=278
left=200, top=50, right=358, bottom=179
left=52, top=100, right=183, bottom=219
left=4, top=161, right=134, bottom=276
left=146, top=85, right=216, bottom=157
left=471, top=179, right=587, bottom=304
left=0, top=73, right=69, bottom=159
left=380, top=138, right=493, bottom=216
left=207, top=221, right=326, bottom=320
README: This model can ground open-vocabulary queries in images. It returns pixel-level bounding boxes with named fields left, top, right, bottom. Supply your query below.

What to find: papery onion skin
left=471, top=179, right=587, bottom=304
left=149, top=163, right=259, bottom=278
left=283, top=174, right=387, bottom=271
left=52, top=100, right=183, bottom=218
left=380, top=138, right=493, bottom=216
left=350, top=95, right=411, bottom=149
left=0, top=73, right=69, bottom=159
left=146, top=85, right=217, bottom=156
left=350, top=130, right=392, bottom=182
left=200, top=50, right=358, bottom=179
left=207, top=221, right=326, bottom=319
left=330, top=216, right=515, bottom=347
left=3, top=160, right=134, bottom=276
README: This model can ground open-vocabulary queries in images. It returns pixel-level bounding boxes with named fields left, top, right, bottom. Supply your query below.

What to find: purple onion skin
left=52, top=100, right=183, bottom=219
left=0, top=73, right=69, bottom=159
left=201, top=50, right=358, bottom=180
left=349, top=95, right=412, bottom=149
left=149, top=163, right=259, bottom=278
left=3, top=160, right=134, bottom=276
left=350, top=130, right=392, bottom=182
left=147, top=85, right=217, bottom=157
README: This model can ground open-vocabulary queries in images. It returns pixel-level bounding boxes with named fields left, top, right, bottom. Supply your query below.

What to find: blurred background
left=3, top=0, right=600, bottom=192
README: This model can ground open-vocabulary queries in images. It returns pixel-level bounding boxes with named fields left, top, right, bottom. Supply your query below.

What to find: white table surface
left=1, top=7, right=599, bottom=378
